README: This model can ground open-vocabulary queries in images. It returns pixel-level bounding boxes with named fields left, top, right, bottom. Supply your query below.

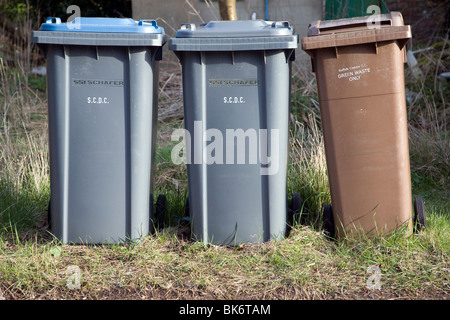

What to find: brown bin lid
left=302, top=12, right=411, bottom=51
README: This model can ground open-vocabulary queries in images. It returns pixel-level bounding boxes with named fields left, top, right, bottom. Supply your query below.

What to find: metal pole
left=265, top=0, right=269, bottom=20
left=218, top=0, right=237, bottom=20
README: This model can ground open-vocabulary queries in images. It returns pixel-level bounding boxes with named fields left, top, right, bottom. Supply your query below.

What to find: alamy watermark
left=367, top=5, right=382, bottom=29
left=66, top=5, right=81, bottom=29
left=171, top=121, right=280, bottom=176
left=366, top=265, right=382, bottom=290
left=66, top=265, right=81, bottom=290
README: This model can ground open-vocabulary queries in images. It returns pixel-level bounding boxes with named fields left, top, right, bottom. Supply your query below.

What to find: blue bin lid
left=39, top=17, right=164, bottom=34
left=32, top=17, right=166, bottom=46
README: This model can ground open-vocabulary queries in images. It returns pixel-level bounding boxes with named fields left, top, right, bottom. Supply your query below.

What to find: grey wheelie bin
left=32, top=17, right=167, bottom=244
left=301, top=12, right=426, bottom=239
left=169, top=20, right=298, bottom=245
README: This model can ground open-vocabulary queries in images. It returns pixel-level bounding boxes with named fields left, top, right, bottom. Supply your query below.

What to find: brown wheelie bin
left=301, top=12, right=426, bottom=239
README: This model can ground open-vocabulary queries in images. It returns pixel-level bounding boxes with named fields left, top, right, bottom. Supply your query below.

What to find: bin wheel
left=323, top=204, right=335, bottom=239
left=155, top=194, right=166, bottom=229
left=290, top=193, right=303, bottom=225
left=47, top=199, right=51, bottom=229
left=185, top=196, right=190, bottom=218
left=291, top=193, right=302, bottom=214
left=413, top=196, right=426, bottom=231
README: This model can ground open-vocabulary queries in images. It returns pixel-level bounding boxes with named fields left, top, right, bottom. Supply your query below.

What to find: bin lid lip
left=39, top=17, right=165, bottom=34
left=301, top=12, right=411, bottom=52
left=306, top=12, right=405, bottom=37
left=175, top=20, right=294, bottom=38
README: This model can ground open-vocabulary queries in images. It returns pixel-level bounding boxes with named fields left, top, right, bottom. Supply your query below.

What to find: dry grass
left=0, top=223, right=448, bottom=300
left=288, top=113, right=330, bottom=227
left=157, top=66, right=184, bottom=123
left=404, top=37, right=450, bottom=208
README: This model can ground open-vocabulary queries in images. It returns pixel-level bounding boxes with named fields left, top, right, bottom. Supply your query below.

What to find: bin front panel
left=205, top=51, right=264, bottom=244
left=67, top=46, right=127, bottom=242
left=314, top=41, right=406, bottom=100
left=320, top=94, right=412, bottom=238
left=46, top=45, right=159, bottom=243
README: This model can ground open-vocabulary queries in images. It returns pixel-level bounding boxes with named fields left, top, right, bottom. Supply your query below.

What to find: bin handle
left=138, top=20, right=157, bottom=27
left=46, top=17, right=62, bottom=24
left=271, top=21, right=290, bottom=29
left=180, top=23, right=196, bottom=31
left=308, top=12, right=405, bottom=36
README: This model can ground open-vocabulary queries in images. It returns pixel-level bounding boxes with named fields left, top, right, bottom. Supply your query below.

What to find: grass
left=0, top=22, right=449, bottom=300
left=0, top=218, right=447, bottom=300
